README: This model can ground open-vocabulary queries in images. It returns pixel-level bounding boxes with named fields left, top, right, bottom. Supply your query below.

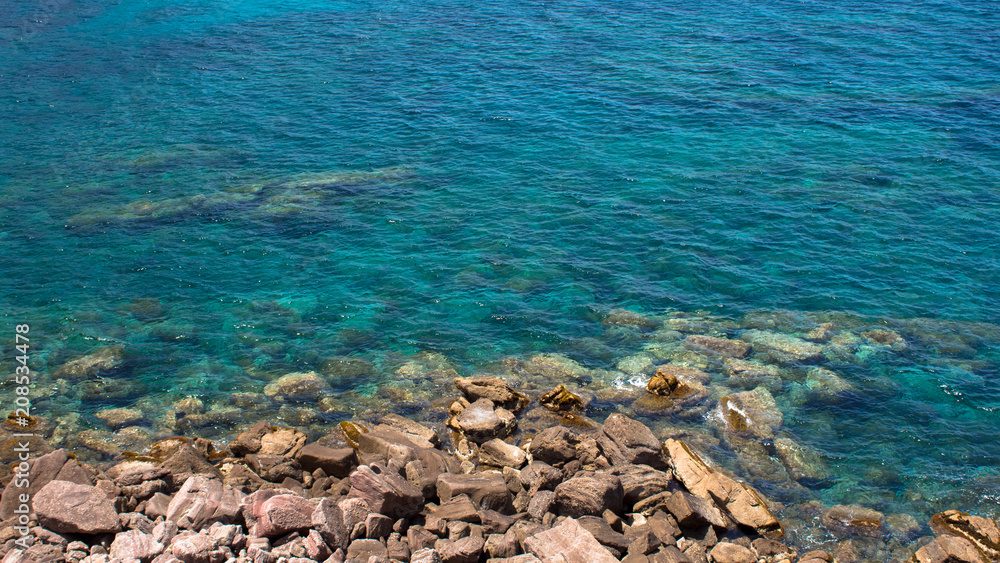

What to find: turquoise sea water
left=2, top=0, right=999, bottom=550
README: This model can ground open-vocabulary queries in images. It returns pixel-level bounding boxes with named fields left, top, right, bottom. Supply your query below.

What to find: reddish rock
left=312, top=496, right=371, bottom=551
left=663, top=490, right=726, bottom=529
left=555, top=472, right=624, bottom=518
left=295, top=443, right=355, bottom=478
left=910, top=535, right=986, bottom=563
left=929, top=509, right=1000, bottom=561
left=454, top=398, right=518, bottom=444
left=349, top=462, right=424, bottom=518
left=437, top=472, right=513, bottom=513
left=167, top=475, right=243, bottom=530
left=708, top=542, right=755, bottom=563
left=435, top=536, right=486, bottom=563
left=242, top=491, right=315, bottom=538
left=454, top=377, right=529, bottom=413
left=609, top=464, right=673, bottom=507
left=110, top=529, right=165, bottom=562
left=597, top=414, right=665, bottom=468
left=34, top=480, right=121, bottom=535
left=528, top=426, right=579, bottom=466
left=524, top=517, right=619, bottom=563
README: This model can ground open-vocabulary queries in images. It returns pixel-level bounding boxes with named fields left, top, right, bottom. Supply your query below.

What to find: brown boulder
left=524, top=517, right=619, bottom=563
left=295, top=442, right=355, bottom=478
left=910, top=535, right=988, bottom=563
left=349, top=462, right=424, bottom=518
left=528, top=426, right=579, bottom=466
left=457, top=399, right=518, bottom=444
left=554, top=472, right=624, bottom=518
left=454, top=377, right=529, bottom=413
left=34, top=480, right=121, bottom=535
left=166, top=475, right=243, bottom=530
left=597, top=414, right=665, bottom=468
left=437, top=472, right=512, bottom=513
left=709, top=542, right=756, bottom=563
left=929, top=510, right=1000, bottom=561
left=242, top=490, right=315, bottom=538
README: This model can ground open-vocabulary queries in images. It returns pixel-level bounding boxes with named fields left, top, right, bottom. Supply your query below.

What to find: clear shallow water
left=1, top=0, right=999, bottom=549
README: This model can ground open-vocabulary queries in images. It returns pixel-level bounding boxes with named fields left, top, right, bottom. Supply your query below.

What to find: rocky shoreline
left=1, top=376, right=997, bottom=563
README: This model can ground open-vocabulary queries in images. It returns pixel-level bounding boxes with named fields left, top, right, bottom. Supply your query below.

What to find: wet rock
left=479, top=438, right=527, bottom=469
left=597, top=413, right=665, bottom=468
left=454, top=377, right=529, bottom=413
left=34, top=480, right=121, bottom=535
left=740, top=330, right=823, bottom=364
left=53, top=345, right=125, bottom=380
left=722, top=359, right=782, bottom=390
left=799, top=549, right=834, bottom=563
left=929, top=510, right=1000, bottom=561
left=822, top=504, right=885, bottom=538
left=437, top=472, right=512, bottom=513
left=751, top=537, right=796, bottom=561
left=803, top=367, right=854, bottom=403
left=554, top=472, right=624, bottom=517
left=95, top=407, right=146, bottom=430
left=861, top=329, right=907, bottom=351
left=262, top=371, right=332, bottom=402
left=605, top=309, right=661, bottom=330
left=452, top=399, right=517, bottom=444
left=539, top=384, right=586, bottom=412
left=684, top=335, right=750, bottom=359
left=524, top=517, right=619, bottom=563
left=349, top=462, right=424, bottom=519
left=634, top=365, right=710, bottom=418
left=717, top=387, right=783, bottom=439
left=772, top=436, right=832, bottom=485
left=167, top=475, right=243, bottom=530
left=110, top=529, right=165, bottom=562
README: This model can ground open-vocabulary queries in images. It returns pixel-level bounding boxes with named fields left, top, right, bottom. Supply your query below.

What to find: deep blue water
left=1, top=0, right=999, bottom=545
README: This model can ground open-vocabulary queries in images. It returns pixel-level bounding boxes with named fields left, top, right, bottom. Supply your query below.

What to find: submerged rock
left=718, top=387, right=783, bottom=439
left=740, top=330, right=824, bottom=364
left=723, top=358, right=783, bottom=391
left=822, top=504, right=886, bottom=538
left=772, top=436, right=832, bottom=486
left=262, top=371, right=332, bottom=402
left=603, top=309, right=661, bottom=329
left=683, top=334, right=751, bottom=359
left=53, top=345, right=125, bottom=380
left=803, top=367, right=854, bottom=403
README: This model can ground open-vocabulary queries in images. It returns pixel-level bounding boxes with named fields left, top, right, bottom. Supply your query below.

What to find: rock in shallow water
left=740, top=330, right=824, bottom=364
